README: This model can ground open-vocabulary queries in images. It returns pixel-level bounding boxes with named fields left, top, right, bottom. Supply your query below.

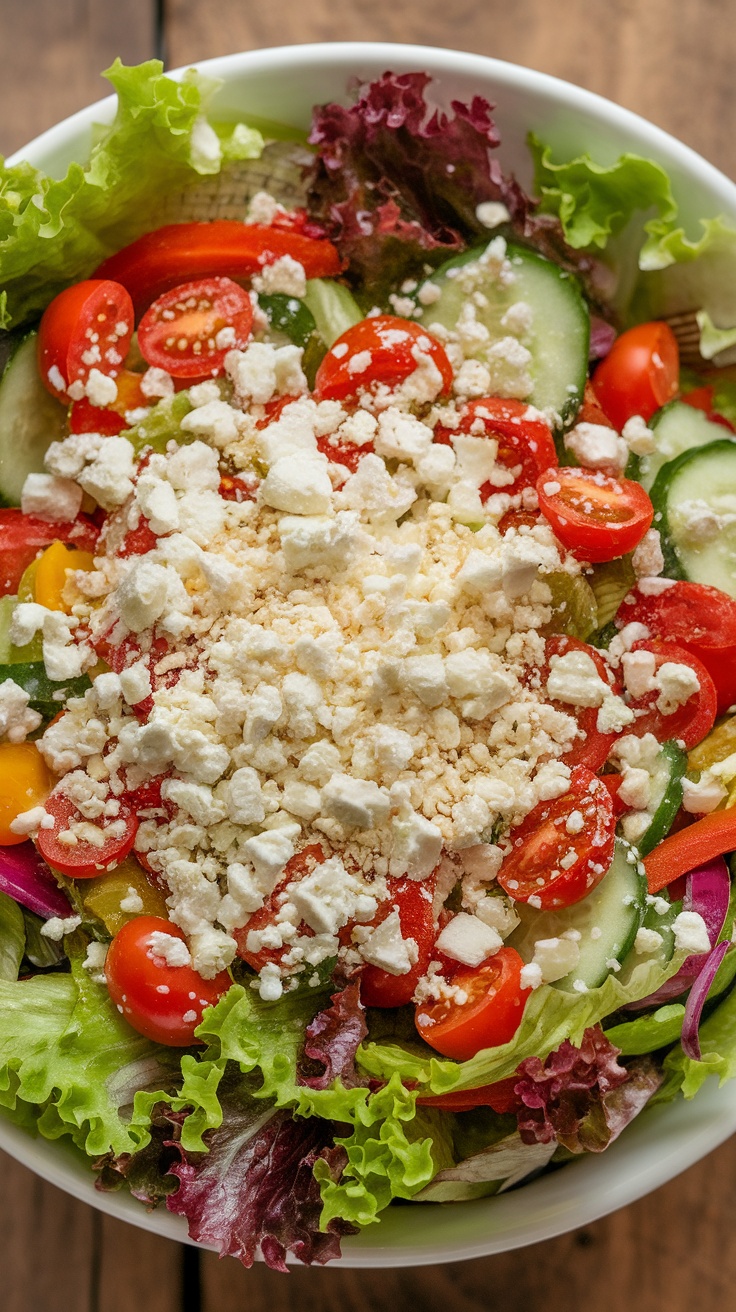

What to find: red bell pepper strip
left=644, top=806, right=736, bottom=894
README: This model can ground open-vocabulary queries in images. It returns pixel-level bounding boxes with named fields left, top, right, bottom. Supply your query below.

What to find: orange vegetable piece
left=34, top=540, right=95, bottom=613
left=0, top=743, right=53, bottom=845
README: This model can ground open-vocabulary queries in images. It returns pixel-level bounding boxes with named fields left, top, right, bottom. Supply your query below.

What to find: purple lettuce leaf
left=298, top=975, right=368, bottom=1091
left=305, top=70, right=593, bottom=300
left=94, top=1106, right=187, bottom=1206
left=165, top=1087, right=356, bottom=1271
left=512, top=1025, right=662, bottom=1153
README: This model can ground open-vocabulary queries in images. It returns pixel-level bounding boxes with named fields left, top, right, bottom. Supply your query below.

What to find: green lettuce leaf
left=0, top=935, right=164, bottom=1155
left=358, top=951, right=687, bottom=1095
left=0, top=889, right=25, bottom=981
left=0, top=59, right=263, bottom=329
left=657, top=980, right=736, bottom=1101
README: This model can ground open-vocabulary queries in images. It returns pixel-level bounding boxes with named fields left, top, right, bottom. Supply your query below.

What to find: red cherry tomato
left=616, top=580, right=736, bottom=714
left=623, top=639, right=718, bottom=749
left=106, top=633, right=182, bottom=720
left=218, top=475, right=259, bottom=503
left=314, top=315, right=453, bottom=403
left=119, top=517, right=160, bottom=557
left=0, top=509, right=99, bottom=596
left=417, top=1076, right=519, bottom=1113
left=38, top=279, right=134, bottom=400
left=95, top=222, right=343, bottom=312
left=536, top=466, right=654, bottom=563
left=36, top=790, right=138, bottom=878
left=360, top=876, right=438, bottom=1009
left=316, top=433, right=375, bottom=476
left=599, top=773, right=629, bottom=817
left=592, top=321, right=679, bottom=430
left=539, top=635, right=622, bottom=772
left=234, top=844, right=327, bottom=973
left=497, top=766, right=616, bottom=910
left=415, top=948, right=530, bottom=1060
left=434, top=398, right=557, bottom=498
left=105, top=916, right=231, bottom=1046
left=497, top=508, right=541, bottom=534
left=680, top=387, right=736, bottom=432
left=137, top=276, right=254, bottom=379
left=69, top=368, right=149, bottom=434
left=576, top=379, right=618, bottom=430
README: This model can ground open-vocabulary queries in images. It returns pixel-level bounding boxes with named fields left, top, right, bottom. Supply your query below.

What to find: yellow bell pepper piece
left=81, top=856, right=168, bottom=935
left=17, top=559, right=39, bottom=604
left=34, top=541, right=95, bottom=614
left=0, top=742, right=52, bottom=845
left=688, top=716, right=736, bottom=773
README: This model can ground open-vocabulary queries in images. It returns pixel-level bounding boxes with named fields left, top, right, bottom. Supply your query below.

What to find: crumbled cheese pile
left=21, top=238, right=638, bottom=998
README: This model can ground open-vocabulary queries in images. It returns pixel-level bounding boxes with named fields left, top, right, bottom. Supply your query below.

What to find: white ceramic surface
left=4, top=42, right=736, bottom=1268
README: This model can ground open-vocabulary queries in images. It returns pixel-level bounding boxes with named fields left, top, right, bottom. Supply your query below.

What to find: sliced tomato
left=415, top=947, right=530, bottom=1061
left=314, top=315, right=453, bottom=403
left=624, top=639, right=718, bottom=750
left=417, top=1076, right=519, bottom=1113
left=95, top=222, right=343, bottom=312
left=599, top=772, right=629, bottom=817
left=316, top=433, right=375, bottom=476
left=538, top=635, right=622, bottom=772
left=0, top=510, right=99, bottom=596
left=576, top=379, right=618, bottom=430
left=38, top=279, right=134, bottom=399
left=69, top=369, right=148, bottom=434
left=360, top=876, right=437, bottom=1009
left=105, top=915, right=231, bottom=1046
left=616, top=580, right=736, bottom=714
left=497, top=507, right=541, bottom=534
left=218, top=474, right=259, bottom=503
left=120, top=517, right=160, bottom=557
left=592, top=321, right=679, bottom=429
left=137, top=277, right=253, bottom=379
left=536, top=466, right=654, bottom=563
left=434, top=398, right=557, bottom=498
left=107, top=633, right=182, bottom=720
left=37, top=790, right=138, bottom=878
left=497, top=766, right=616, bottom=909
left=234, top=844, right=326, bottom=973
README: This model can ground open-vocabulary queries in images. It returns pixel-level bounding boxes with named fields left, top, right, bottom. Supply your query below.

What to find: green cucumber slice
left=0, top=333, right=67, bottom=506
left=415, top=241, right=589, bottom=425
left=0, top=596, right=42, bottom=664
left=302, top=279, right=362, bottom=348
left=635, top=741, right=687, bottom=858
left=257, top=294, right=316, bottom=348
left=0, top=661, right=91, bottom=718
left=650, top=438, right=736, bottom=596
left=507, top=838, right=646, bottom=991
left=640, top=400, right=730, bottom=492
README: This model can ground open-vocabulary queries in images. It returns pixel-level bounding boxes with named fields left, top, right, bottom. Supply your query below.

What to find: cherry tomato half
left=616, top=580, right=736, bottom=715
left=36, top=790, right=138, bottom=878
left=415, top=947, right=530, bottom=1061
left=360, top=876, right=438, bottom=1009
left=623, top=639, right=718, bottom=749
left=592, top=321, right=679, bottom=430
left=0, top=509, right=99, bottom=596
left=497, top=766, right=616, bottom=909
left=69, top=369, right=148, bottom=434
left=105, top=916, right=231, bottom=1046
left=314, top=315, right=453, bottom=403
left=95, top=222, right=343, bottom=312
left=539, top=635, right=622, bottom=772
left=434, top=397, right=557, bottom=498
left=38, top=279, right=134, bottom=400
left=536, top=466, right=654, bottom=563
left=137, top=276, right=253, bottom=379
left=234, top=844, right=326, bottom=973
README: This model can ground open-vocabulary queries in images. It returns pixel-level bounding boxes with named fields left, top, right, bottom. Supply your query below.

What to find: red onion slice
left=681, top=939, right=730, bottom=1061
left=0, top=843, right=71, bottom=919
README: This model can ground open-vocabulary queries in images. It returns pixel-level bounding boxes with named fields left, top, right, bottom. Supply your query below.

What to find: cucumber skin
left=635, top=741, right=687, bottom=858
left=649, top=437, right=736, bottom=583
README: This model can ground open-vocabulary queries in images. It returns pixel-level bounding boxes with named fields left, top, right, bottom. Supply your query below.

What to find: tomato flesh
left=36, top=790, right=138, bottom=878
left=434, top=397, right=557, bottom=498
left=536, top=466, right=654, bottom=562
left=38, top=279, right=134, bottom=399
left=138, top=276, right=254, bottom=379
left=105, top=915, right=231, bottom=1046
left=314, top=315, right=453, bottom=402
left=417, top=1076, right=519, bottom=1113
left=616, top=581, right=736, bottom=714
left=0, top=510, right=99, bottom=596
left=497, top=766, right=616, bottom=909
left=592, top=321, right=679, bottom=430
left=623, top=639, right=718, bottom=749
left=360, top=876, right=437, bottom=1008
left=95, top=222, right=343, bottom=312
left=539, top=635, right=622, bottom=772
left=415, top=948, right=530, bottom=1060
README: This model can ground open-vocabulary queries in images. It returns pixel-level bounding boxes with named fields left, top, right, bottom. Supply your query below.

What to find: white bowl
left=5, top=41, right=736, bottom=1267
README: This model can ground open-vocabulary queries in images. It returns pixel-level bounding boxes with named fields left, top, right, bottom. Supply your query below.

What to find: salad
left=1, top=59, right=736, bottom=1270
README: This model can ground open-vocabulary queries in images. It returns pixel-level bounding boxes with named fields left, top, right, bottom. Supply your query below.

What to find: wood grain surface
left=1, top=1, right=735, bottom=1308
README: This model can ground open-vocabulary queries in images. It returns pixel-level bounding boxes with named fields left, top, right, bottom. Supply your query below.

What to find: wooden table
left=1, top=1, right=735, bottom=1307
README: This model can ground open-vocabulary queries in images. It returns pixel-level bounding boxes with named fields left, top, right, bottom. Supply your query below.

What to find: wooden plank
left=96, top=1215, right=185, bottom=1312
left=0, top=0, right=158, bottom=157
left=0, top=1149, right=96, bottom=1312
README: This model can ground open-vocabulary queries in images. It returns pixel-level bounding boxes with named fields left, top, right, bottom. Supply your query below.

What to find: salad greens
left=2, top=58, right=736, bottom=1271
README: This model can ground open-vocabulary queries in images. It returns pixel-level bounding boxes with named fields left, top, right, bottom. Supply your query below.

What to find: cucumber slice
left=635, top=741, right=687, bottom=858
left=616, top=893, right=683, bottom=990
left=0, top=661, right=91, bottom=718
left=415, top=242, right=589, bottom=426
left=0, top=333, right=67, bottom=506
left=257, top=294, right=316, bottom=348
left=507, top=839, right=646, bottom=991
left=639, top=401, right=730, bottom=492
left=0, top=596, right=42, bottom=664
left=650, top=438, right=736, bottom=596
left=302, top=279, right=362, bottom=348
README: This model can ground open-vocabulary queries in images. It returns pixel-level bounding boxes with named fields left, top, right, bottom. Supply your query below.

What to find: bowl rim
left=3, top=39, right=736, bottom=1268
